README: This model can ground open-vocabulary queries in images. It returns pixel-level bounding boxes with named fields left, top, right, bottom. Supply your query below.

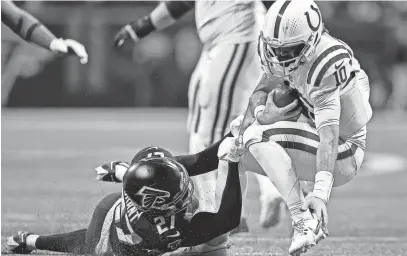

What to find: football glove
left=218, top=136, right=245, bottom=163
left=49, top=38, right=88, bottom=64
left=229, top=115, right=244, bottom=137
left=95, top=161, right=129, bottom=182
left=113, top=24, right=138, bottom=48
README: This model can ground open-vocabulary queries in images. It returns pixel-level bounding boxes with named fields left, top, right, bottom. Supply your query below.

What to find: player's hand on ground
left=257, top=90, right=302, bottom=125
left=50, top=38, right=88, bottom=64
left=218, top=136, right=245, bottom=163
left=301, top=194, right=329, bottom=232
left=95, top=161, right=129, bottom=182
left=114, top=24, right=138, bottom=48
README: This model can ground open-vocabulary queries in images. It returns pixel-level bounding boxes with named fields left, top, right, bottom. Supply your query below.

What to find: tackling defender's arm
left=182, top=161, right=241, bottom=246
left=96, top=132, right=234, bottom=182
left=114, top=1, right=195, bottom=47
left=174, top=132, right=234, bottom=176
left=1, top=1, right=88, bottom=63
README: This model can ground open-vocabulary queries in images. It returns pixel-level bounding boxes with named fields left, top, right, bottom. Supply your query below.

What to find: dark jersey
left=91, top=133, right=241, bottom=256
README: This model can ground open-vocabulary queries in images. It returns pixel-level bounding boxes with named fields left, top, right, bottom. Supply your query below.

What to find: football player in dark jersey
left=1, top=0, right=88, bottom=64
left=6, top=133, right=244, bottom=256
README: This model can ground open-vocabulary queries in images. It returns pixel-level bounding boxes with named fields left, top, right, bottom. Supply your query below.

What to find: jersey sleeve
left=181, top=162, right=241, bottom=246
left=309, top=74, right=341, bottom=131
left=175, top=132, right=233, bottom=177
left=308, top=50, right=354, bottom=131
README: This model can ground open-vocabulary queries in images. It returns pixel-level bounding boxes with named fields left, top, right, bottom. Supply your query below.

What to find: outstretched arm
left=95, top=131, right=234, bottom=182
left=182, top=161, right=241, bottom=246
left=1, top=1, right=88, bottom=63
left=1, top=0, right=56, bottom=49
left=114, top=1, right=195, bottom=47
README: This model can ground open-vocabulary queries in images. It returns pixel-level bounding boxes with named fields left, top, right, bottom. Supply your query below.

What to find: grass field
left=2, top=108, right=407, bottom=256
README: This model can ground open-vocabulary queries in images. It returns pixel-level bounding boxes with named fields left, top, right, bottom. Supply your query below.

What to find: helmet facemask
left=258, top=32, right=311, bottom=78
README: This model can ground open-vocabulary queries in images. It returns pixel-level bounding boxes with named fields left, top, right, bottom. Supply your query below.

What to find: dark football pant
left=35, top=193, right=121, bottom=254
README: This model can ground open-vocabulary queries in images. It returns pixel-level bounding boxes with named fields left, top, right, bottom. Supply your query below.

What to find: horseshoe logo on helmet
left=305, top=5, right=321, bottom=32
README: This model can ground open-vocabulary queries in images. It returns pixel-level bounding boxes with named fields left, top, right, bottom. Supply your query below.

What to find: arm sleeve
left=182, top=162, right=241, bottom=246
left=129, top=1, right=194, bottom=39
left=1, top=0, right=56, bottom=49
left=310, top=79, right=341, bottom=132
left=309, top=59, right=352, bottom=131
left=175, top=132, right=233, bottom=177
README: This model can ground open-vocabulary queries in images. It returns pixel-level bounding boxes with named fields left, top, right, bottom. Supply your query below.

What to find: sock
left=248, top=142, right=312, bottom=222
left=26, top=234, right=39, bottom=250
left=34, top=229, right=87, bottom=253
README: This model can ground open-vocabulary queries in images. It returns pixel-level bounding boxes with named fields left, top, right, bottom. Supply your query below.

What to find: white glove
left=50, top=38, right=88, bottom=64
left=229, top=115, right=244, bottom=137
left=217, top=136, right=245, bottom=163
left=95, top=161, right=129, bottom=182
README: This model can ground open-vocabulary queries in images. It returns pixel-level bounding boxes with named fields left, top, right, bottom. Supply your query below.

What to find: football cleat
left=6, top=231, right=34, bottom=254
left=288, top=217, right=323, bottom=256
left=259, top=196, right=284, bottom=229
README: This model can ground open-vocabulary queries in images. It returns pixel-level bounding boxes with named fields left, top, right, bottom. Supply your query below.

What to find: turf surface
left=2, top=108, right=407, bottom=255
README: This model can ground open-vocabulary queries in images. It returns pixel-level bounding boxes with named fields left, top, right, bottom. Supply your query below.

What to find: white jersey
left=195, top=0, right=266, bottom=47
left=280, top=32, right=372, bottom=149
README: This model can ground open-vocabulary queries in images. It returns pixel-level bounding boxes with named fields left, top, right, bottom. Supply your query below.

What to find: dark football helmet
left=122, top=146, right=194, bottom=216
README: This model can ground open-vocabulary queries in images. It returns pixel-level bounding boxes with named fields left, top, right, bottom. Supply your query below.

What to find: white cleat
left=6, top=231, right=34, bottom=254
left=288, top=217, right=324, bottom=256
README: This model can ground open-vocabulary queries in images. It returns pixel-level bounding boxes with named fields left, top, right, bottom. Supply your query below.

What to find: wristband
left=124, top=24, right=139, bottom=42
left=312, top=171, right=334, bottom=204
left=150, top=2, right=176, bottom=30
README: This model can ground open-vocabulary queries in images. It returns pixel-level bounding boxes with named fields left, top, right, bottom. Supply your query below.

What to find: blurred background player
left=1, top=0, right=88, bottom=64
left=1, top=0, right=88, bottom=105
left=6, top=135, right=243, bottom=256
left=113, top=0, right=283, bottom=234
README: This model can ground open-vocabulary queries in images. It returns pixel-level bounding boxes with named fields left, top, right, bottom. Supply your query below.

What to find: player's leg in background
left=6, top=229, right=87, bottom=254
left=5, top=193, right=121, bottom=254
left=189, top=42, right=253, bottom=214
left=6, top=193, right=121, bottom=255
left=86, top=193, right=121, bottom=255
left=188, top=47, right=219, bottom=213
left=222, top=41, right=284, bottom=230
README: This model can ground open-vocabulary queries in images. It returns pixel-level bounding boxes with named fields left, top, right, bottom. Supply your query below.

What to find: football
left=272, top=84, right=298, bottom=108
left=272, top=84, right=302, bottom=121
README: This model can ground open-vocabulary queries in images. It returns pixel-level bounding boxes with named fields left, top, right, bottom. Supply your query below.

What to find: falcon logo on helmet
left=258, top=0, right=324, bottom=78
left=123, top=146, right=194, bottom=216
left=136, top=186, right=171, bottom=210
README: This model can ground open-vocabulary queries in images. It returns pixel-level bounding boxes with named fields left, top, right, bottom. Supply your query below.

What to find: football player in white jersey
left=113, top=0, right=284, bottom=234
left=234, top=0, right=373, bottom=255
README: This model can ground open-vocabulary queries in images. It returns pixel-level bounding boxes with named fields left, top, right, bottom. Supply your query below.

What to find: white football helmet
left=258, top=0, right=324, bottom=77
